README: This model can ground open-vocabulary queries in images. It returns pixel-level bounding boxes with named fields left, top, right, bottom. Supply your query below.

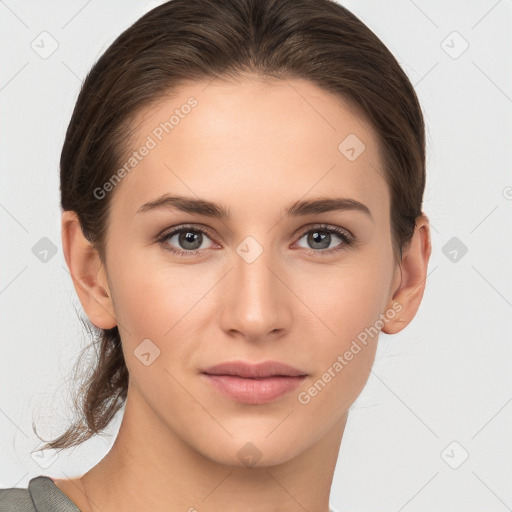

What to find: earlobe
left=382, top=214, right=432, bottom=335
left=61, top=210, right=117, bottom=330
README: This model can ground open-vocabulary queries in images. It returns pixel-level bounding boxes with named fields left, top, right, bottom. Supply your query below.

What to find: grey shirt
left=0, top=476, right=80, bottom=512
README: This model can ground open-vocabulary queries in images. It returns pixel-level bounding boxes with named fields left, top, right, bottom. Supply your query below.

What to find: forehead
left=111, top=77, right=389, bottom=224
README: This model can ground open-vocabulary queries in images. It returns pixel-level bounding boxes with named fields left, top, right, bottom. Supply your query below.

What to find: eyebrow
left=136, top=194, right=373, bottom=222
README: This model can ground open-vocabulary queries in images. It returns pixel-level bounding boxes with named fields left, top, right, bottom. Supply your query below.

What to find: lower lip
left=202, top=374, right=307, bottom=404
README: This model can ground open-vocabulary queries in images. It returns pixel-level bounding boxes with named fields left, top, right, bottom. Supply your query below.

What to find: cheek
left=106, top=252, right=221, bottom=373
left=297, top=263, right=388, bottom=346
left=292, top=259, right=390, bottom=402
left=108, top=248, right=204, bottom=336
left=112, top=271, right=175, bottom=339
left=294, top=292, right=381, bottom=417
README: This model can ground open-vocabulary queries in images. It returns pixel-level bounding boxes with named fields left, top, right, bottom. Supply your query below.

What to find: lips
left=202, top=360, right=308, bottom=379
left=201, top=360, right=308, bottom=404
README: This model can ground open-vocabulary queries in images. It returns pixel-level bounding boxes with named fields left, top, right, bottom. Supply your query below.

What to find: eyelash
left=156, top=223, right=355, bottom=258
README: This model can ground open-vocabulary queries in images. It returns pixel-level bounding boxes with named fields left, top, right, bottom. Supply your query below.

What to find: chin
left=196, top=432, right=305, bottom=469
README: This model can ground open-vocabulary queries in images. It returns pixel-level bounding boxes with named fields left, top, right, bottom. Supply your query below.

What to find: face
left=99, top=76, right=401, bottom=467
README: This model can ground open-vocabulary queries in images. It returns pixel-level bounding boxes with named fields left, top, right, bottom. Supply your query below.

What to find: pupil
left=181, top=230, right=201, bottom=250
left=309, top=231, right=329, bottom=249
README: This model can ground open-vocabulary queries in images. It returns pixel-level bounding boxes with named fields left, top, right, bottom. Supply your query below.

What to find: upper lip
left=202, top=360, right=308, bottom=378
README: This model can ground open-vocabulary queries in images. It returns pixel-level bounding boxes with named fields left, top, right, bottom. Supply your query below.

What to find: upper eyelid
left=296, top=223, right=352, bottom=238
left=160, top=224, right=216, bottom=241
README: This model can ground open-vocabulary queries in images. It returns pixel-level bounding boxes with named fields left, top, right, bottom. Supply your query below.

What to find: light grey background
left=1, top=1, right=511, bottom=510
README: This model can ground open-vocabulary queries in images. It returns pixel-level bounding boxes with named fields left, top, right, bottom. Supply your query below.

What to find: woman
left=0, top=0, right=431, bottom=510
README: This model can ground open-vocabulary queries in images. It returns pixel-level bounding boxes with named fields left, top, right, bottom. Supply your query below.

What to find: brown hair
left=34, top=0, right=425, bottom=452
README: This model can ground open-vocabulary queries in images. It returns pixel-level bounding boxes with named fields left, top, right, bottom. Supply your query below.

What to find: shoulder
left=0, top=483, right=35, bottom=512
left=0, top=476, right=80, bottom=512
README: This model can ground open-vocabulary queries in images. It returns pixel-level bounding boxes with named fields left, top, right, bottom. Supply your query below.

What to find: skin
left=56, top=76, right=431, bottom=512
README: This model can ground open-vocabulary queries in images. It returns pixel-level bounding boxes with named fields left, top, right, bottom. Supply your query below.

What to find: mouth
left=201, top=360, right=308, bottom=404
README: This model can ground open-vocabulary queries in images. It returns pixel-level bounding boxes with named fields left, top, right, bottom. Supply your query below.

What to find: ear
left=382, top=214, right=432, bottom=335
left=61, top=210, right=117, bottom=330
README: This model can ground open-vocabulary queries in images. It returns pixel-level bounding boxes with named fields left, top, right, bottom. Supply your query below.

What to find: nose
left=219, top=241, right=292, bottom=342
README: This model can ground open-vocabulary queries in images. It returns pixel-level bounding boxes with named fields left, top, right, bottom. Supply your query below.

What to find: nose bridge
left=221, top=236, right=288, bottom=339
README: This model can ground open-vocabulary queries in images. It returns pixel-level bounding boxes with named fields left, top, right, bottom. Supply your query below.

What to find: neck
left=78, top=385, right=346, bottom=512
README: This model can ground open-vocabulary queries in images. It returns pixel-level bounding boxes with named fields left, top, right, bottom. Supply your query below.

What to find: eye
left=294, top=224, right=354, bottom=255
left=157, top=225, right=216, bottom=256
left=156, top=223, right=355, bottom=257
